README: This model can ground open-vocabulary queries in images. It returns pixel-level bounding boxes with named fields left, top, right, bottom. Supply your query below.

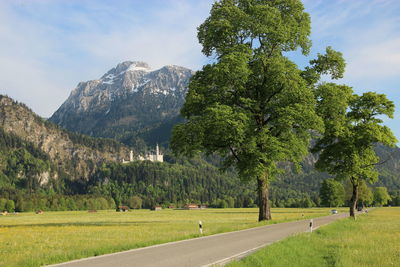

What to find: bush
left=128, top=196, right=142, bottom=209
left=0, top=198, right=7, bottom=211
left=5, top=199, right=15, bottom=212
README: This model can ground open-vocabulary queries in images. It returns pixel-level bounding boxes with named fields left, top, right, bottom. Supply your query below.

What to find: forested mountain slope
left=0, top=95, right=255, bottom=209
left=0, top=95, right=129, bottom=186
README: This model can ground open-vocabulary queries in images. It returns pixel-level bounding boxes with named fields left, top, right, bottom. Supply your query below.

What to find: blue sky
left=0, top=0, right=399, bottom=143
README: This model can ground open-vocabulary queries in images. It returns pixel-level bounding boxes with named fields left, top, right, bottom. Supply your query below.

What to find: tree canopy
left=373, top=187, right=391, bottom=206
left=171, top=0, right=346, bottom=221
left=319, top=178, right=345, bottom=207
left=314, top=83, right=397, bottom=217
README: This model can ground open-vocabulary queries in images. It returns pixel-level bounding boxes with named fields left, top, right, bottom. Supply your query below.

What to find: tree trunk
left=350, top=182, right=359, bottom=219
left=257, top=177, right=271, bottom=221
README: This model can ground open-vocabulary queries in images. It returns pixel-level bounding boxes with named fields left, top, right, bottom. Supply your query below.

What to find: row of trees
left=0, top=194, right=116, bottom=212
left=88, top=160, right=258, bottom=209
left=319, top=179, right=392, bottom=207
left=1, top=165, right=397, bottom=212
left=1, top=186, right=394, bottom=213
left=1, top=115, right=397, bottom=212
left=171, top=0, right=397, bottom=220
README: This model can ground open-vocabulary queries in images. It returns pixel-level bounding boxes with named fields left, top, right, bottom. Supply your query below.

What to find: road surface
left=48, top=212, right=349, bottom=267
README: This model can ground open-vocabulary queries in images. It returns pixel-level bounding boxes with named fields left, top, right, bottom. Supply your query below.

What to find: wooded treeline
left=0, top=109, right=399, bottom=212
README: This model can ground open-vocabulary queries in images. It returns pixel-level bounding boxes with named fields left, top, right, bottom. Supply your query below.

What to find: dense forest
left=88, top=158, right=256, bottom=209
left=0, top=95, right=399, bottom=212
left=1, top=140, right=399, bottom=212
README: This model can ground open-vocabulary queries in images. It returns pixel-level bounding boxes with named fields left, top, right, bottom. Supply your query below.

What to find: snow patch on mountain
left=49, top=60, right=194, bottom=134
left=127, top=65, right=151, bottom=73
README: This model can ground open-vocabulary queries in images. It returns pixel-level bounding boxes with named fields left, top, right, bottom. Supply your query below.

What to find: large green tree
left=314, top=84, right=397, bottom=218
left=373, top=187, right=391, bottom=206
left=346, top=181, right=373, bottom=208
left=171, top=0, right=343, bottom=221
left=319, top=178, right=345, bottom=207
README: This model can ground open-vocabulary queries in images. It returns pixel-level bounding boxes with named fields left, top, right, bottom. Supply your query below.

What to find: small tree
left=373, top=187, right=391, bottom=206
left=302, top=196, right=315, bottom=208
left=353, top=181, right=373, bottom=208
left=388, top=191, right=400, bottom=206
left=345, top=181, right=374, bottom=209
left=319, top=178, right=345, bottom=207
left=128, top=196, right=142, bottom=209
left=0, top=198, right=7, bottom=211
left=226, top=197, right=235, bottom=208
left=314, top=84, right=397, bottom=218
left=5, top=199, right=15, bottom=212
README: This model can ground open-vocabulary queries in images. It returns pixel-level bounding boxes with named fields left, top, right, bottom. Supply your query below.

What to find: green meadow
left=229, top=207, right=400, bottom=267
left=0, top=207, right=345, bottom=267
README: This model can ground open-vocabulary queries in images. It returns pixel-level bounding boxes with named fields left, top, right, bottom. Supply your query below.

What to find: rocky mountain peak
left=101, top=61, right=151, bottom=80
left=49, top=61, right=194, bottom=145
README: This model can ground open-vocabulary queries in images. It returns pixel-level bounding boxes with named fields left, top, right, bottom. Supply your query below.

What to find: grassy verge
left=0, top=208, right=345, bottom=266
left=228, top=207, right=400, bottom=267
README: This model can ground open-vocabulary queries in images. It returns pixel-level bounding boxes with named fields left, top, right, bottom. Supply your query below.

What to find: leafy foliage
left=88, top=159, right=257, bottom=209
left=319, top=178, right=345, bottom=207
left=373, top=187, right=391, bottom=206
left=313, top=83, right=397, bottom=216
left=172, top=0, right=336, bottom=221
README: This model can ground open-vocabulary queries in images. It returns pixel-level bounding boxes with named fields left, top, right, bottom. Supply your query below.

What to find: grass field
left=228, top=207, right=400, bottom=267
left=0, top=207, right=346, bottom=266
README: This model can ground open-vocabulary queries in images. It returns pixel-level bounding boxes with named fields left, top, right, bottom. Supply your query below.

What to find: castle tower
left=155, top=144, right=163, bottom=162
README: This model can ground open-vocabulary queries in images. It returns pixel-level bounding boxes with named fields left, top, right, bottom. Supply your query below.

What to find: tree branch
left=361, top=158, right=390, bottom=168
left=229, top=146, right=241, bottom=162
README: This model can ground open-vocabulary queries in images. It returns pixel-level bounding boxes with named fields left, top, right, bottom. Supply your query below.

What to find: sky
left=0, top=0, right=399, bottom=142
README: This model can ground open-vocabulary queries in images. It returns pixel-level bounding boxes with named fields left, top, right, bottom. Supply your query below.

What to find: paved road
left=49, top=212, right=349, bottom=267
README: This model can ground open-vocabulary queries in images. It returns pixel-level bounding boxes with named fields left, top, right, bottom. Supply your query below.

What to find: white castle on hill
left=122, top=144, right=163, bottom=163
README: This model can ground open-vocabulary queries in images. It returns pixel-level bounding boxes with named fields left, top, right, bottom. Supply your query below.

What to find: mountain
left=373, top=144, right=400, bottom=190
left=49, top=61, right=194, bottom=148
left=0, top=95, right=129, bottom=190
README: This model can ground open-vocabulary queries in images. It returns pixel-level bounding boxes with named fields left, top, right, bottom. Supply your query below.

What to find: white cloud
left=72, top=13, right=206, bottom=71
left=346, top=38, right=400, bottom=79
left=0, top=0, right=213, bottom=117
left=304, top=0, right=400, bottom=82
left=0, top=1, right=72, bottom=116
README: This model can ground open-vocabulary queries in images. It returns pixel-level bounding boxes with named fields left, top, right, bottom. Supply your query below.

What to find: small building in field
left=118, top=206, right=129, bottom=212
left=184, top=204, right=199, bottom=210
left=152, top=206, right=162, bottom=211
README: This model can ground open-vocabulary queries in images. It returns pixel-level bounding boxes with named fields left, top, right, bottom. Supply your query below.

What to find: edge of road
left=46, top=210, right=365, bottom=267
left=204, top=209, right=372, bottom=266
